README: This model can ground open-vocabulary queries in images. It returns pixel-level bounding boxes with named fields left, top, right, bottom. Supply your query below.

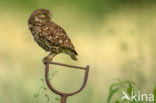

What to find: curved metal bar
left=66, top=66, right=89, bottom=96
left=45, top=63, right=63, bottom=95
left=44, top=62, right=90, bottom=103
left=49, top=62, right=88, bottom=70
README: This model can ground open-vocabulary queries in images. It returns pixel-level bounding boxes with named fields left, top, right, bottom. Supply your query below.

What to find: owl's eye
left=40, top=14, right=46, bottom=18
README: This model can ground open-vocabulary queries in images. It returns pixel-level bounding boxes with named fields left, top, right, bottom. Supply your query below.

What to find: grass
left=107, top=80, right=156, bottom=103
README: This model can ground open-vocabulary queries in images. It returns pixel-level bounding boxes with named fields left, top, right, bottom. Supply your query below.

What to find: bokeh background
left=0, top=0, right=156, bottom=103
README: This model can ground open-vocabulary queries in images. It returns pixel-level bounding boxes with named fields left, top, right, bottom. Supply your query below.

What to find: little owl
left=28, top=8, right=78, bottom=63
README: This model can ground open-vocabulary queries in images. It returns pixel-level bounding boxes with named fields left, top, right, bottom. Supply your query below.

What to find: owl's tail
left=64, top=49, right=78, bottom=61
left=70, top=54, right=78, bottom=61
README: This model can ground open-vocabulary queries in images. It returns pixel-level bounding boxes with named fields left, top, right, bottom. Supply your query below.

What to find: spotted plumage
left=28, top=8, right=78, bottom=63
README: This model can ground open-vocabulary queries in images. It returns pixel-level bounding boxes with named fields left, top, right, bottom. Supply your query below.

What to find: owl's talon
left=42, top=57, right=47, bottom=64
left=42, top=57, right=52, bottom=64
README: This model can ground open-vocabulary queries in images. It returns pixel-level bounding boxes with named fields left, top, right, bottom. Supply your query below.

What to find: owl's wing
left=42, top=22, right=78, bottom=55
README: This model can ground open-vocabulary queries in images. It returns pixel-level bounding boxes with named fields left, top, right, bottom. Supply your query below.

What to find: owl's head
left=29, top=8, right=52, bottom=24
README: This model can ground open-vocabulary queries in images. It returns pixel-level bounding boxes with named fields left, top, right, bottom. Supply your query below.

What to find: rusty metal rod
left=49, top=62, right=88, bottom=70
left=44, top=62, right=89, bottom=103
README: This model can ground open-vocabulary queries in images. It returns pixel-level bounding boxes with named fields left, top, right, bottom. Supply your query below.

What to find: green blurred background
left=0, top=0, right=156, bottom=103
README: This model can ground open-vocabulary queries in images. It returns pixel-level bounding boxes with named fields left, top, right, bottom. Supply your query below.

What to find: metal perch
left=44, top=62, right=90, bottom=103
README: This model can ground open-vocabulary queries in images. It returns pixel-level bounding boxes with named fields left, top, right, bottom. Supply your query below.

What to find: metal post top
left=44, top=61, right=90, bottom=103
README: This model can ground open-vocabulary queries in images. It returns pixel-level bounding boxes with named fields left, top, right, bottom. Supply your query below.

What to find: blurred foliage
left=1, top=0, right=156, bottom=18
left=107, top=80, right=156, bottom=103
left=0, top=0, right=156, bottom=103
left=107, top=80, right=138, bottom=103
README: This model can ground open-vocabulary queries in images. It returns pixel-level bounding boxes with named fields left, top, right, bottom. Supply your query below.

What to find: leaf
left=43, top=86, right=47, bottom=90
left=34, top=93, right=39, bottom=98
left=55, top=97, right=61, bottom=101
left=153, top=86, right=156, bottom=103
left=127, top=83, right=133, bottom=96
left=115, top=100, right=120, bottom=103
left=40, top=78, right=44, bottom=81
left=107, top=88, right=120, bottom=103
left=109, top=83, right=120, bottom=92
left=45, top=94, right=50, bottom=102
left=123, top=80, right=138, bottom=88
